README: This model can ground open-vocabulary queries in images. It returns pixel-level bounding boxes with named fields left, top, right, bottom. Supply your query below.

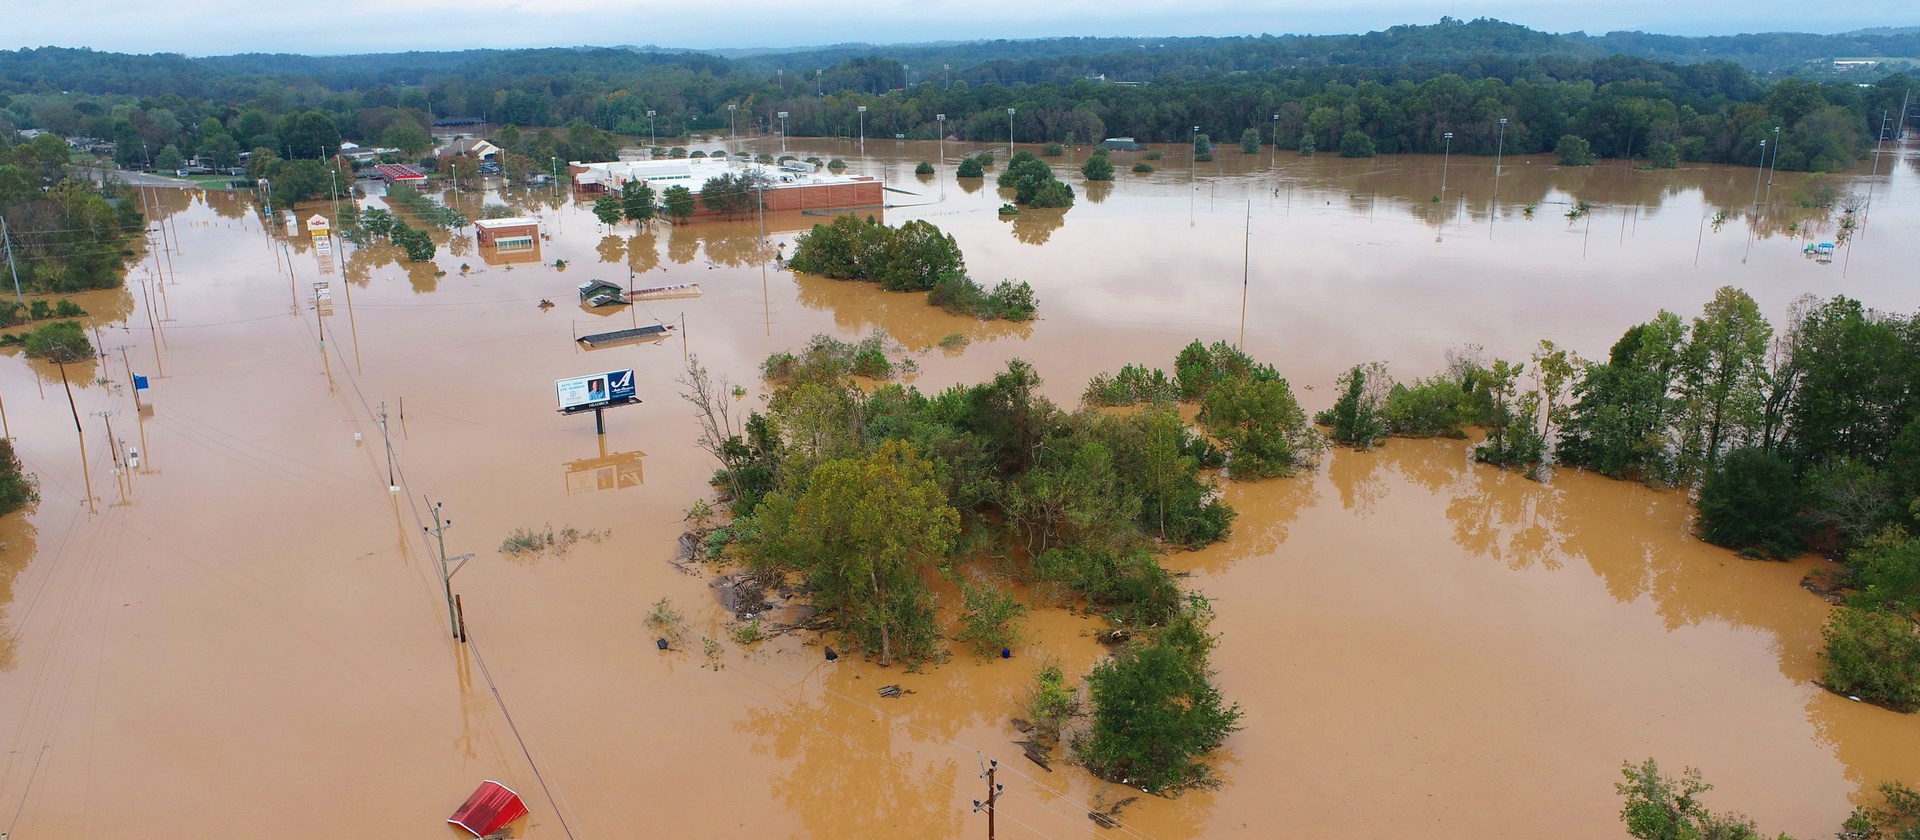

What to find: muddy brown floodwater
left=1, top=136, right=1917, bottom=839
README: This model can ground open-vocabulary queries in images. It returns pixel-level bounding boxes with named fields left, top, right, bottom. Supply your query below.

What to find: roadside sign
left=556, top=369, right=636, bottom=411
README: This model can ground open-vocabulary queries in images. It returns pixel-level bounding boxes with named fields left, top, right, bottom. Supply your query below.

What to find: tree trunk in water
left=870, top=568, right=892, bottom=668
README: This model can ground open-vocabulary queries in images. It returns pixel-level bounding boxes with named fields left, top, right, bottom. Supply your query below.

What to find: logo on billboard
left=556, top=369, right=637, bottom=411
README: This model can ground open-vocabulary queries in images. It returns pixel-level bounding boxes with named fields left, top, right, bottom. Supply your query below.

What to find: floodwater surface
left=1, top=136, right=1917, bottom=839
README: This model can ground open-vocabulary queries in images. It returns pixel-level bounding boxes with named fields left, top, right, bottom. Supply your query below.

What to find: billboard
left=556, top=369, right=636, bottom=411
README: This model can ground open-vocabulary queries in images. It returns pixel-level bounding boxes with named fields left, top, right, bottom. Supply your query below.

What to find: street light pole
left=1768, top=125, right=1781, bottom=186
left=778, top=111, right=789, bottom=154
left=1493, top=118, right=1507, bottom=230
left=728, top=103, right=737, bottom=138
left=857, top=105, right=867, bottom=153
left=1440, top=131, right=1453, bottom=208
left=1270, top=114, right=1278, bottom=170
left=1007, top=108, right=1016, bottom=157
left=647, top=110, right=657, bottom=151
left=1191, top=125, right=1199, bottom=186
left=1751, top=139, right=1767, bottom=209
left=936, top=114, right=946, bottom=163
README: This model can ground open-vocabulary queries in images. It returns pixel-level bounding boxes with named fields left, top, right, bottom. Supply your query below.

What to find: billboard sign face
left=556, top=369, right=636, bottom=410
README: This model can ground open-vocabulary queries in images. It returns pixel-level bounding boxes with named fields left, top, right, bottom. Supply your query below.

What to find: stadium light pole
left=936, top=114, right=946, bottom=163
left=728, top=104, right=737, bottom=138
left=647, top=110, right=657, bottom=150
left=1751, top=139, right=1767, bottom=209
left=778, top=111, right=789, bottom=154
left=1270, top=114, right=1278, bottom=170
left=1191, top=125, right=1198, bottom=187
left=1493, top=118, right=1508, bottom=226
left=1767, top=125, right=1781, bottom=186
left=858, top=105, right=867, bottom=153
left=1007, top=108, right=1016, bottom=157
left=1440, top=131, right=1454, bottom=208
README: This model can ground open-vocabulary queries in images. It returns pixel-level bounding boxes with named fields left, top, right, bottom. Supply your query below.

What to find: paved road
left=82, top=168, right=204, bottom=188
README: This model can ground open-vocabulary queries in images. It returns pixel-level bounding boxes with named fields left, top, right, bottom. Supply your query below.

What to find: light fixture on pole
left=857, top=105, right=867, bottom=152
left=1007, top=108, right=1016, bottom=156
left=1440, top=131, right=1454, bottom=208
left=647, top=110, right=657, bottom=150
left=778, top=111, right=789, bottom=154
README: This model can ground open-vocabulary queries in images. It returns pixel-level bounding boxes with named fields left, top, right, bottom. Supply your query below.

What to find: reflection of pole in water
left=1238, top=202, right=1250, bottom=350
left=762, top=263, right=771, bottom=337
left=341, top=259, right=363, bottom=374
left=1695, top=214, right=1706, bottom=267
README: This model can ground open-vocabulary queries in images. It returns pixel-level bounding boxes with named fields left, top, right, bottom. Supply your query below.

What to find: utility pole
left=423, top=498, right=472, bottom=640
left=378, top=401, right=397, bottom=492
left=1, top=216, right=21, bottom=303
left=972, top=758, right=1002, bottom=840
left=118, top=346, right=141, bottom=412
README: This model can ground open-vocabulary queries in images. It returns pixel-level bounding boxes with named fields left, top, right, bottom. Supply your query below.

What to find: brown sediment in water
left=0, top=139, right=1915, bottom=838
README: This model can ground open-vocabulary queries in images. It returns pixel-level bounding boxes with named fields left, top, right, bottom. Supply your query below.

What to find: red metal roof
left=448, top=780, right=528, bottom=837
left=374, top=163, right=426, bottom=181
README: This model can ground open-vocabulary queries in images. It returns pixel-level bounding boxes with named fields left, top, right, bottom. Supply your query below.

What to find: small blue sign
left=132, top=374, right=150, bottom=391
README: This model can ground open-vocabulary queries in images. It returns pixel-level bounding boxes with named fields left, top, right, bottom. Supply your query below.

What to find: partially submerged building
left=568, top=158, right=883, bottom=217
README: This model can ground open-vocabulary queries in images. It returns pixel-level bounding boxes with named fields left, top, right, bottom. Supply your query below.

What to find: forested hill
left=3, top=17, right=1918, bottom=100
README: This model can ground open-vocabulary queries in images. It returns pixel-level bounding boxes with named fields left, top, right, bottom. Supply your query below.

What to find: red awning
left=448, top=780, right=529, bottom=837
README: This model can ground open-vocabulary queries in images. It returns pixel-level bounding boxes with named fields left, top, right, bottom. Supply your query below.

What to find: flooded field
left=2, top=137, right=1917, bottom=839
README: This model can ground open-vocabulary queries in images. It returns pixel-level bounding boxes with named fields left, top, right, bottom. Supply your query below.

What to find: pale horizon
left=2, top=0, right=1915, bottom=57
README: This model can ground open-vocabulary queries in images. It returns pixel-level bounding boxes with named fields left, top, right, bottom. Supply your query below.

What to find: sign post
left=555, top=368, right=641, bottom=435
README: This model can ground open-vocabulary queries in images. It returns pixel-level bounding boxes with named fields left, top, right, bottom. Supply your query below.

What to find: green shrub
left=1082, top=154, right=1115, bottom=181
left=1314, top=363, right=1388, bottom=448
left=956, top=578, right=1027, bottom=655
left=1382, top=376, right=1473, bottom=438
left=1695, top=447, right=1803, bottom=558
left=1144, top=150, right=1163, bottom=160
left=956, top=156, right=984, bottom=178
left=1078, top=599, right=1240, bottom=793
left=1132, top=162, right=1154, bottom=173
left=1041, top=142, right=1064, bottom=157
left=0, top=439, right=37, bottom=516
left=1240, top=127, right=1260, bottom=155
left=1200, top=373, right=1321, bottom=479
left=1084, top=364, right=1178, bottom=407
left=1338, top=130, right=1376, bottom=158
left=914, top=160, right=935, bottom=175
left=1847, top=529, right=1920, bottom=616
left=1647, top=140, right=1679, bottom=169
left=1821, top=607, right=1920, bottom=712
left=1557, top=134, right=1596, bottom=166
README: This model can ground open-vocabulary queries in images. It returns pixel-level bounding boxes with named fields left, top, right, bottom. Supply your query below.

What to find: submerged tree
left=750, top=440, right=959, bottom=666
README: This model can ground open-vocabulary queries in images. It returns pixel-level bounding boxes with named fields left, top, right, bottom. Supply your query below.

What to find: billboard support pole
left=595, top=407, right=605, bottom=436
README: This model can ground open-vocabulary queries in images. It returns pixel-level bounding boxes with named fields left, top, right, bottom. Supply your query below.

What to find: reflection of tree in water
left=958, top=178, right=983, bottom=195
left=1443, top=466, right=1567, bottom=571
left=0, top=512, right=39, bottom=671
left=205, top=190, right=251, bottom=220
left=1007, top=209, right=1066, bottom=245
left=446, top=232, right=471, bottom=256
left=701, top=224, right=775, bottom=267
left=628, top=231, right=660, bottom=275
left=738, top=689, right=963, bottom=840
left=667, top=223, right=699, bottom=264
left=1188, top=473, right=1319, bottom=574
left=1326, top=446, right=1389, bottom=516
left=595, top=235, right=626, bottom=265
left=790, top=272, right=1033, bottom=350
left=1084, top=180, right=1114, bottom=204
left=406, top=262, right=439, bottom=293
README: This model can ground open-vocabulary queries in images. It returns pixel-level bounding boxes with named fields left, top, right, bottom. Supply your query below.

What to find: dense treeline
left=0, top=134, right=144, bottom=292
left=1298, top=286, right=1920, bottom=711
left=787, top=215, right=1037, bottom=321
left=2, top=20, right=1911, bottom=183
left=682, top=335, right=1317, bottom=788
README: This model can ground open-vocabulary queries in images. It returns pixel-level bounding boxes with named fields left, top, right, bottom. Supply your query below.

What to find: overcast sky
left=3, top=0, right=1915, bottom=55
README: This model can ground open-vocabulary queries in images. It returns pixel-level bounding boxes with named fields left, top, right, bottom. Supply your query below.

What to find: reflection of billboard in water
left=555, top=369, right=635, bottom=410
left=480, top=239, right=542, bottom=266
left=564, top=449, right=646, bottom=494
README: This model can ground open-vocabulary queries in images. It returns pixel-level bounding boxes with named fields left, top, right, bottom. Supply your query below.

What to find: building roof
left=441, top=137, right=501, bottom=158
left=374, top=163, right=426, bottom=181
left=474, top=217, right=540, bottom=230
left=571, top=158, right=877, bottom=196
left=448, top=781, right=527, bottom=838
